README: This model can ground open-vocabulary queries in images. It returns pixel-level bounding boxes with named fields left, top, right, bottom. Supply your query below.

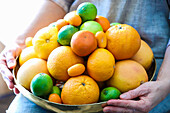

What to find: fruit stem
left=104, top=90, right=108, bottom=95
left=82, top=83, right=85, bottom=86
left=46, top=39, right=50, bottom=43
left=118, top=25, right=122, bottom=29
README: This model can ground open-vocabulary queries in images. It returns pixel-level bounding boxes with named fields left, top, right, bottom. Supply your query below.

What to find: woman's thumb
left=120, top=84, right=150, bottom=100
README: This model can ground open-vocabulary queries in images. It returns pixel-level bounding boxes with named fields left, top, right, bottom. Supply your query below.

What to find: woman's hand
left=0, top=44, right=22, bottom=94
left=103, top=81, right=169, bottom=113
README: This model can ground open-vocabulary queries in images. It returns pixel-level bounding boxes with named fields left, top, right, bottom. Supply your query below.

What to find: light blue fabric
left=150, top=94, right=170, bottom=113
left=7, top=94, right=55, bottom=113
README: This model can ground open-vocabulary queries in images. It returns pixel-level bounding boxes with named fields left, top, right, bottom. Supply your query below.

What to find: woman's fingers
left=0, top=45, right=22, bottom=94
left=5, top=45, right=21, bottom=69
left=107, top=99, right=141, bottom=110
left=15, top=45, right=22, bottom=57
left=14, top=87, right=20, bottom=94
left=0, top=61, right=14, bottom=81
left=120, top=83, right=150, bottom=100
left=103, top=106, right=140, bottom=113
left=2, top=74, right=14, bottom=89
left=106, top=97, right=151, bottom=112
left=5, top=50, right=16, bottom=69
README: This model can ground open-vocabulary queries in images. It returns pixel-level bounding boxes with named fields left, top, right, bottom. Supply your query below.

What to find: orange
left=107, top=60, right=148, bottom=93
left=67, top=63, right=85, bottom=77
left=25, top=37, right=33, bottom=47
left=19, top=46, right=38, bottom=66
left=95, top=16, right=110, bottom=32
left=17, top=58, right=50, bottom=90
left=47, top=46, right=84, bottom=81
left=131, top=40, right=154, bottom=70
left=95, top=31, right=107, bottom=48
left=48, top=94, right=62, bottom=104
left=64, top=11, right=82, bottom=26
left=87, top=48, right=115, bottom=82
left=106, top=24, right=141, bottom=60
left=50, top=19, right=69, bottom=31
left=71, top=30, right=97, bottom=56
left=61, top=75, right=99, bottom=105
left=32, top=27, right=60, bottom=60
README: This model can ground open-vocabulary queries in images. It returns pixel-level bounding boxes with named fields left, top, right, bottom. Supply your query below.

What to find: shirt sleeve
left=51, top=0, right=74, bottom=12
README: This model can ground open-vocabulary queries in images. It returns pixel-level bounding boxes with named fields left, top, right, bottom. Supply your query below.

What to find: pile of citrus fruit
left=17, top=2, right=154, bottom=105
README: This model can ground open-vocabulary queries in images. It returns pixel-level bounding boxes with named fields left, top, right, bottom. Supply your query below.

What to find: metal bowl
left=13, top=58, right=156, bottom=113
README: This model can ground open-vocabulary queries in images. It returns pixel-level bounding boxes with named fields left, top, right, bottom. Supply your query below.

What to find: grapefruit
left=17, top=58, right=49, bottom=90
left=107, top=60, right=148, bottom=93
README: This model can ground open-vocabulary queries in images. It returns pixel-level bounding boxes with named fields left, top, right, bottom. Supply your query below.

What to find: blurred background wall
left=0, top=0, right=44, bottom=112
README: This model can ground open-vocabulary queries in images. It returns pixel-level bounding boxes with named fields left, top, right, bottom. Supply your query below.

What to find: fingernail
left=120, top=94, right=127, bottom=98
left=103, top=109, right=110, bottom=113
left=8, top=75, right=14, bottom=81
left=8, top=59, right=14, bottom=63
left=8, top=60, right=15, bottom=68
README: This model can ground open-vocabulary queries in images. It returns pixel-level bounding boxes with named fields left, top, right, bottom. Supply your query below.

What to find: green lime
left=77, top=2, right=97, bottom=22
left=51, top=86, right=61, bottom=97
left=57, top=25, right=78, bottom=46
left=100, top=87, right=121, bottom=102
left=30, top=73, right=53, bottom=97
left=110, top=22, right=120, bottom=27
left=80, top=21, right=103, bottom=34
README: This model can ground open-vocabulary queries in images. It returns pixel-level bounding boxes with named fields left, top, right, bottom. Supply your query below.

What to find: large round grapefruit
left=107, top=60, right=148, bottom=93
left=17, top=58, right=49, bottom=90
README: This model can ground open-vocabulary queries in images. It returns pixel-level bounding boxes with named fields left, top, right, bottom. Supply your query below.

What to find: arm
left=0, top=0, right=66, bottom=94
left=16, top=0, right=66, bottom=48
left=103, top=46, right=170, bottom=113
left=156, top=46, right=170, bottom=93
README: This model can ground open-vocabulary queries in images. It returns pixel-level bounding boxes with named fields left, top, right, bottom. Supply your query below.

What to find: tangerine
left=48, top=93, right=62, bottom=103
left=67, top=63, right=85, bottom=77
left=95, top=31, right=107, bottom=48
left=64, top=11, right=82, bottom=26
left=95, top=16, right=110, bottom=32
left=71, top=30, right=97, bottom=56
left=49, top=19, right=69, bottom=31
